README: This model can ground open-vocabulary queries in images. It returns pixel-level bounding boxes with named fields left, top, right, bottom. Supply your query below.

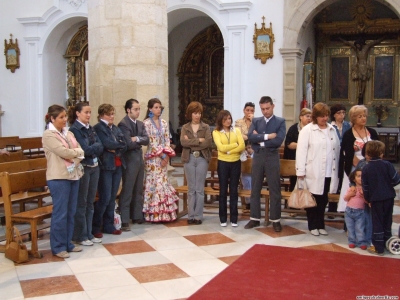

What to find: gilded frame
left=253, top=17, right=274, bottom=64
left=4, top=34, right=20, bottom=73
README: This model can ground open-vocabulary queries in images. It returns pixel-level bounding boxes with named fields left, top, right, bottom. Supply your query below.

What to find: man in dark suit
left=244, top=96, right=286, bottom=232
left=118, top=99, right=149, bottom=231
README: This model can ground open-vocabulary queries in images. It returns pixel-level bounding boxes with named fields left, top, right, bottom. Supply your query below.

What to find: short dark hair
left=124, top=99, right=139, bottom=114
left=312, top=102, right=330, bottom=124
left=244, top=102, right=255, bottom=109
left=330, top=103, right=346, bottom=121
left=215, top=110, right=232, bottom=131
left=185, top=101, right=203, bottom=121
left=365, top=140, right=385, bottom=158
left=259, top=96, right=273, bottom=105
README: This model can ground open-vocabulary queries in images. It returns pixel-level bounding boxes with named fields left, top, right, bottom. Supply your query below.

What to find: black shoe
left=194, top=219, right=202, bottom=225
left=187, top=219, right=195, bottom=224
left=121, top=223, right=131, bottom=231
left=272, top=222, right=282, bottom=232
left=244, top=220, right=260, bottom=229
left=246, top=204, right=250, bottom=210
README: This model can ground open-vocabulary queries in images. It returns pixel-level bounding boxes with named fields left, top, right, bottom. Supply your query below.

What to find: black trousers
left=217, top=159, right=241, bottom=223
left=371, top=198, right=394, bottom=253
left=306, top=177, right=331, bottom=231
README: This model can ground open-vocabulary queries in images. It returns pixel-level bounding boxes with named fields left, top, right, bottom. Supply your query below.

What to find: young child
left=241, top=143, right=254, bottom=213
left=344, top=169, right=367, bottom=250
left=362, top=140, right=400, bottom=256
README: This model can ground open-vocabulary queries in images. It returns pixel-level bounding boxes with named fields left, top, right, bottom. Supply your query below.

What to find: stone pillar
left=88, top=0, right=169, bottom=123
left=279, top=48, right=304, bottom=129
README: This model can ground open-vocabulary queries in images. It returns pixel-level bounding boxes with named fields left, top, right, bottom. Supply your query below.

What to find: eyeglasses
left=245, top=102, right=255, bottom=107
left=335, top=111, right=346, bottom=115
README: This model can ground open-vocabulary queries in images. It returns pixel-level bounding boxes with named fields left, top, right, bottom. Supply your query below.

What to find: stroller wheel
left=386, top=236, right=396, bottom=251
left=388, top=238, right=400, bottom=255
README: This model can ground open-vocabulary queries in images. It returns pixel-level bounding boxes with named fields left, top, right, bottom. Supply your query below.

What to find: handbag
left=288, top=179, right=316, bottom=209
left=5, top=226, right=29, bottom=264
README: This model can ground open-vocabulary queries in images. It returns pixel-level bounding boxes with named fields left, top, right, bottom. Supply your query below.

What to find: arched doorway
left=177, top=24, right=224, bottom=126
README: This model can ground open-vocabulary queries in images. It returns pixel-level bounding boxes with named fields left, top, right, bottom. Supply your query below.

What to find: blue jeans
left=93, top=167, right=122, bottom=234
left=217, top=159, right=241, bottom=224
left=47, top=179, right=79, bottom=254
left=345, top=206, right=367, bottom=247
left=73, top=166, right=100, bottom=242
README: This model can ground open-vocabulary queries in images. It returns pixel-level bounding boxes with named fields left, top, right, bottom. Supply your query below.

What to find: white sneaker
left=318, top=229, right=328, bottom=235
left=80, top=239, right=94, bottom=246
left=91, top=237, right=102, bottom=243
left=310, top=229, right=320, bottom=236
left=220, top=222, right=227, bottom=227
left=231, top=222, right=238, bottom=227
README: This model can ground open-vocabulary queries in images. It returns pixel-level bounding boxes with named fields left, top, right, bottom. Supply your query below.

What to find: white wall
left=0, top=1, right=53, bottom=137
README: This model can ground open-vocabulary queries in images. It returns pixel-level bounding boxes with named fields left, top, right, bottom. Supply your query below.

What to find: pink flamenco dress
left=143, top=118, right=179, bottom=222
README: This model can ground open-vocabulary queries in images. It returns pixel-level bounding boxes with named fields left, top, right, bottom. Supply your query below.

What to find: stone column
left=88, top=0, right=169, bottom=123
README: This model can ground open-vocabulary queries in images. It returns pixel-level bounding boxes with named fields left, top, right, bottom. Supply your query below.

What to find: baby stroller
left=386, top=225, right=400, bottom=255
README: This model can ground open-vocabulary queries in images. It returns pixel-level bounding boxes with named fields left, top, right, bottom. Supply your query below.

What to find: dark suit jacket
left=93, top=121, right=127, bottom=170
left=248, top=115, right=286, bottom=152
left=118, top=115, right=149, bottom=154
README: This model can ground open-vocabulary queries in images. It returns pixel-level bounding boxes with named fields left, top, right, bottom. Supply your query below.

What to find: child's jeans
left=371, top=198, right=394, bottom=253
left=345, top=206, right=367, bottom=247
left=364, top=205, right=372, bottom=246
left=241, top=173, right=251, bottom=204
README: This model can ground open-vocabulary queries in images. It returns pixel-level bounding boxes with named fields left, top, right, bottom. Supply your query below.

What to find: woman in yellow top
left=212, top=110, right=245, bottom=227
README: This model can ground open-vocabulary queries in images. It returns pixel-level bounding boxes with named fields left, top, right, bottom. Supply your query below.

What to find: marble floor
left=1, top=163, right=400, bottom=300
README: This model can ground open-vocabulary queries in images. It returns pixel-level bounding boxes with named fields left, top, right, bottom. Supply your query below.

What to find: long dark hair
left=45, top=105, right=66, bottom=129
left=67, top=102, right=90, bottom=125
left=144, top=98, right=162, bottom=120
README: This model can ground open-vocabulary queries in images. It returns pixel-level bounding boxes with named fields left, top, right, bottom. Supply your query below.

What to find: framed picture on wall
left=330, top=57, right=349, bottom=100
left=373, top=56, right=393, bottom=100
left=4, top=34, right=20, bottom=73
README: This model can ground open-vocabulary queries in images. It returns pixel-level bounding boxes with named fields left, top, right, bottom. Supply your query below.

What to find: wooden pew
left=0, top=136, right=21, bottom=150
left=0, top=169, right=52, bottom=258
left=0, top=158, right=48, bottom=211
left=20, top=137, right=45, bottom=159
left=0, top=150, right=27, bottom=163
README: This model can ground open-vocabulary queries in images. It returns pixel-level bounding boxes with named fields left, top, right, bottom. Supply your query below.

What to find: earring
left=149, top=111, right=154, bottom=118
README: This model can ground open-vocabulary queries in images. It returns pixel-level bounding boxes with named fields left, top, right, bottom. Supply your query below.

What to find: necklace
left=150, top=117, right=163, bottom=137
left=223, top=129, right=231, bottom=144
left=354, top=127, right=368, bottom=144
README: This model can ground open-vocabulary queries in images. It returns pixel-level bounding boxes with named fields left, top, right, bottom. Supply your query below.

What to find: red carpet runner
left=189, top=244, right=400, bottom=300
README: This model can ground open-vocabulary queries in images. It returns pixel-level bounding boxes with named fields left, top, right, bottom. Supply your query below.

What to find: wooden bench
left=0, top=136, right=21, bottom=151
left=0, top=158, right=48, bottom=211
left=0, top=150, right=27, bottom=163
left=0, top=169, right=52, bottom=258
left=20, top=137, right=45, bottom=159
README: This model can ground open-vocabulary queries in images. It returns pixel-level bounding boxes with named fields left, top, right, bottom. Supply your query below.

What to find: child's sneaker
left=360, top=245, right=367, bottom=250
left=348, top=244, right=355, bottom=248
left=367, top=246, right=384, bottom=256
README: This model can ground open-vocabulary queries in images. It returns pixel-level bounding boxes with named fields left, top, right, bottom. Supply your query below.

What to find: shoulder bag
left=5, top=226, right=29, bottom=264
left=288, top=179, right=316, bottom=209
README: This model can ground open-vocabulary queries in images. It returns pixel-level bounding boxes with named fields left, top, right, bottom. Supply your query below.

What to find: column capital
left=279, top=48, right=304, bottom=58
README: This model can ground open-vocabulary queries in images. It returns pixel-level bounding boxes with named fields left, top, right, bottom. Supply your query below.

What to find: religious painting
left=253, top=17, right=274, bottom=64
left=373, top=56, right=393, bottom=100
left=4, top=34, right=20, bottom=73
left=330, top=57, right=349, bottom=100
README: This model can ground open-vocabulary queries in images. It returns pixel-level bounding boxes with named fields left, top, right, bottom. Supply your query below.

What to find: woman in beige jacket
left=43, top=104, right=84, bottom=258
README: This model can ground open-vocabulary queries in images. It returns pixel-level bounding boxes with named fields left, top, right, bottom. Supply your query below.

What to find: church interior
left=1, top=0, right=400, bottom=299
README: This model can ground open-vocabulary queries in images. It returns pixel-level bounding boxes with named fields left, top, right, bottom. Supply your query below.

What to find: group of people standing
left=284, top=102, right=399, bottom=256
left=43, top=95, right=399, bottom=258
left=43, top=98, right=178, bottom=258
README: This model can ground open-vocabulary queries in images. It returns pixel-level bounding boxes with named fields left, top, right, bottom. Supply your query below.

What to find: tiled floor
left=1, top=163, right=400, bottom=300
